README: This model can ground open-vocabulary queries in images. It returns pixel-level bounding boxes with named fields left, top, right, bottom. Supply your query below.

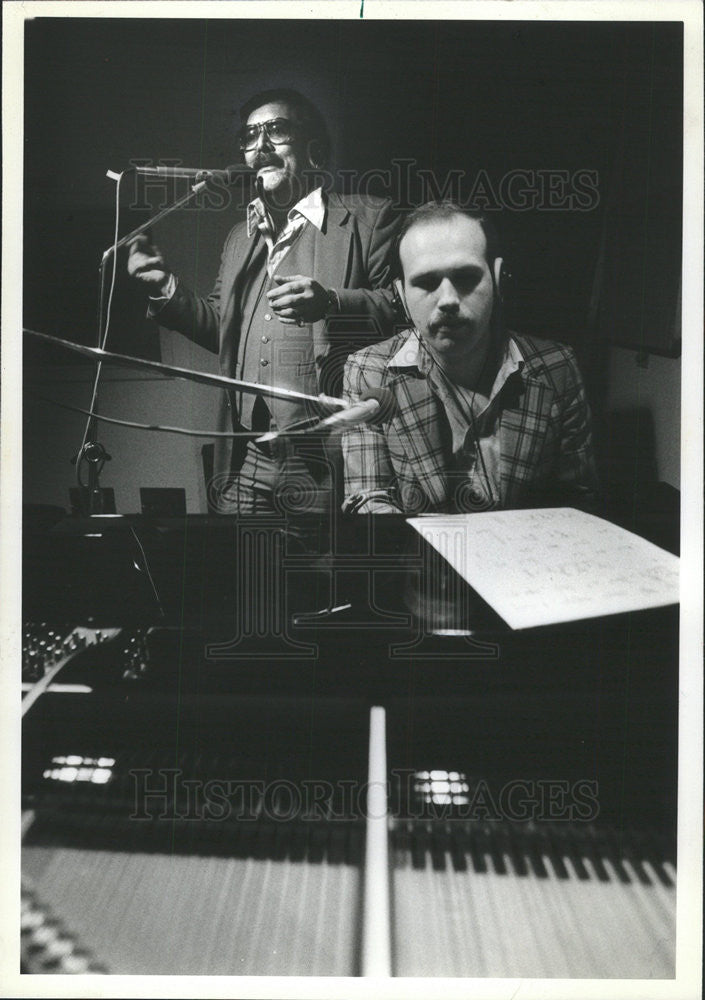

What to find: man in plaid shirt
left=342, top=201, right=598, bottom=514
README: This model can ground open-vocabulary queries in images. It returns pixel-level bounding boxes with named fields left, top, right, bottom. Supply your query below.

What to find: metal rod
left=23, top=329, right=347, bottom=410
left=101, top=184, right=204, bottom=260
left=362, top=706, right=392, bottom=977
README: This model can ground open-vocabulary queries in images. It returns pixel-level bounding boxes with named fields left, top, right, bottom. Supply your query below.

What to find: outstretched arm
left=127, top=230, right=230, bottom=356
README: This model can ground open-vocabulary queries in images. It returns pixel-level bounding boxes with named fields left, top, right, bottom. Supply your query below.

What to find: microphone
left=264, top=389, right=396, bottom=442
left=134, top=164, right=254, bottom=184
left=314, top=388, right=396, bottom=433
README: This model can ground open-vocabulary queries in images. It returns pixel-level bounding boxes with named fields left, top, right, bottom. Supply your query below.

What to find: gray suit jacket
left=156, top=191, right=399, bottom=482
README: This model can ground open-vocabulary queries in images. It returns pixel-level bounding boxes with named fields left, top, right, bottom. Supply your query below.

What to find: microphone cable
left=75, top=170, right=125, bottom=487
left=26, top=390, right=324, bottom=440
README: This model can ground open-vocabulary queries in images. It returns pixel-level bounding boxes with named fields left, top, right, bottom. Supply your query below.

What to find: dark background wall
left=23, top=17, right=683, bottom=510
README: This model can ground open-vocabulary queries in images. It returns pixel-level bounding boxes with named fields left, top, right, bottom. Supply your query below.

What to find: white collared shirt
left=247, top=186, right=326, bottom=277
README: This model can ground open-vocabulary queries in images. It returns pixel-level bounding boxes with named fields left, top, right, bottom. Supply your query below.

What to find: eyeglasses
left=238, top=117, right=299, bottom=151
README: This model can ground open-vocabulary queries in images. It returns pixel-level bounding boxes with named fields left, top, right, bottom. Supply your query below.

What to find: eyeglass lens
left=239, top=118, right=294, bottom=150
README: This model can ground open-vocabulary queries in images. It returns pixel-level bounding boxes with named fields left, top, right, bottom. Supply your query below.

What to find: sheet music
left=407, top=508, right=680, bottom=630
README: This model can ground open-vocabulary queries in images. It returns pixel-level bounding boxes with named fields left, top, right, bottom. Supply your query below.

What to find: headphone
left=307, top=139, right=325, bottom=170
left=392, top=278, right=413, bottom=327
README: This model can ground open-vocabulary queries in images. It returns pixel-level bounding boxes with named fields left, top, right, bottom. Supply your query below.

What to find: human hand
left=126, top=233, right=171, bottom=293
left=266, top=274, right=331, bottom=325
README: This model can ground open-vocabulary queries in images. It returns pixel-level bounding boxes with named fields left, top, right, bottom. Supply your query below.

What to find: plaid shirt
left=342, top=330, right=599, bottom=514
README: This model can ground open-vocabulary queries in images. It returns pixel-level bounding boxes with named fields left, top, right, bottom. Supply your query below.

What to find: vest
left=234, top=228, right=320, bottom=433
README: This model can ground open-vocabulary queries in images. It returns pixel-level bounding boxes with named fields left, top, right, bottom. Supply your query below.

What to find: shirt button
left=261, top=336, right=269, bottom=344
left=260, top=359, right=269, bottom=367
left=264, top=313, right=272, bottom=321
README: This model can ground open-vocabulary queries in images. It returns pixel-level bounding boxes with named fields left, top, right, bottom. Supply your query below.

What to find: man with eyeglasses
left=342, top=201, right=598, bottom=514
left=128, top=88, right=399, bottom=514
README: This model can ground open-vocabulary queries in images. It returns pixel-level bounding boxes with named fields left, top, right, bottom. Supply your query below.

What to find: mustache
left=429, top=316, right=466, bottom=333
left=252, top=154, right=284, bottom=169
